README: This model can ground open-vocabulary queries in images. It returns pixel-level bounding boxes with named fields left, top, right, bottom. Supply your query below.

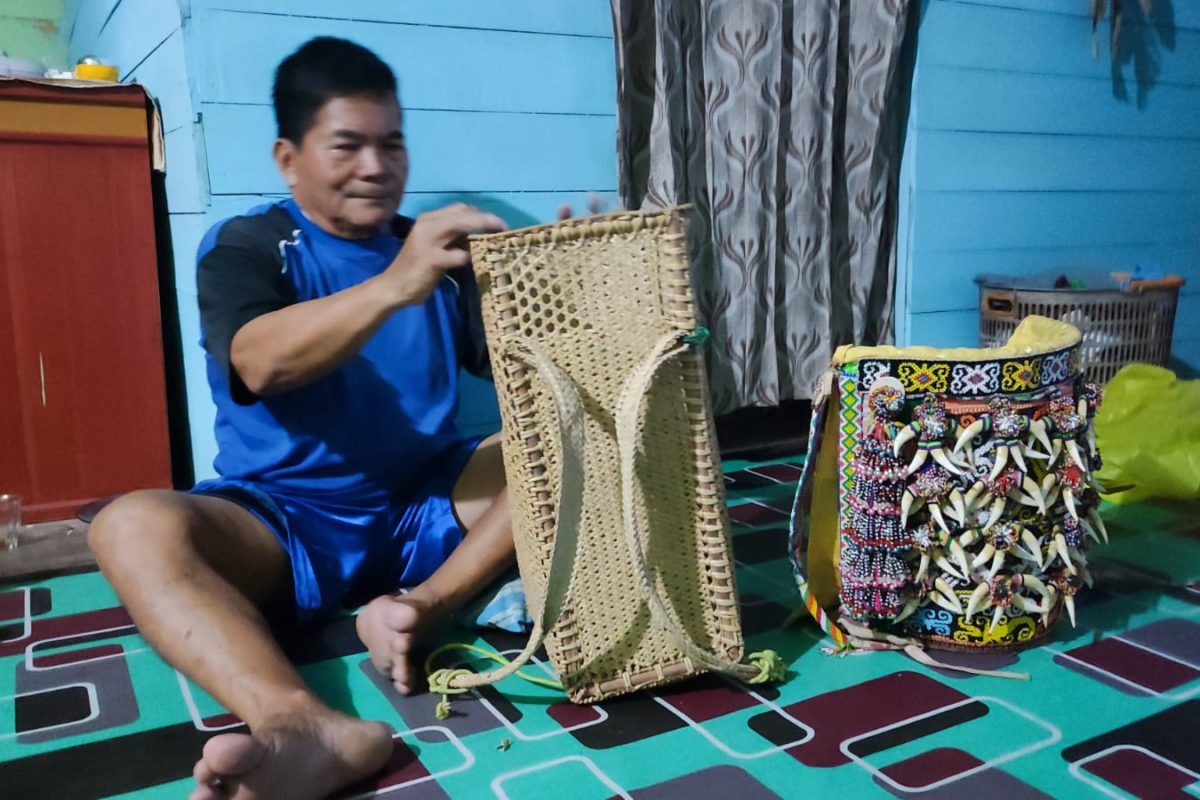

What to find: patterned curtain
left=611, top=0, right=913, bottom=413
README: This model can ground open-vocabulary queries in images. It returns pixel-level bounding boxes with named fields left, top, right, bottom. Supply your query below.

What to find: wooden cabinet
left=0, top=81, right=172, bottom=522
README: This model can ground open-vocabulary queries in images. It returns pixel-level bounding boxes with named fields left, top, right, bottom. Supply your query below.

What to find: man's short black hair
left=273, top=37, right=398, bottom=143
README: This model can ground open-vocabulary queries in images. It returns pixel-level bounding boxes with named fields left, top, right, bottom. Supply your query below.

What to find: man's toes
left=191, top=755, right=227, bottom=800
left=193, top=756, right=223, bottom=787
left=188, top=784, right=223, bottom=800
left=202, top=733, right=269, bottom=777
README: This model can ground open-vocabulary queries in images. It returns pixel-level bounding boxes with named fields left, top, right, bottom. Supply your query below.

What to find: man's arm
left=231, top=203, right=505, bottom=397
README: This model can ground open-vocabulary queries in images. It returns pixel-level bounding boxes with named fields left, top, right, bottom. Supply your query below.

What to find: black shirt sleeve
left=197, top=215, right=297, bottom=404
left=449, top=263, right=492, bottom=381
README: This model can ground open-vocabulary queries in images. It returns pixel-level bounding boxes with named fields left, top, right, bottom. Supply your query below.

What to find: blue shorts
left=191, top=436, right=484, bottom=620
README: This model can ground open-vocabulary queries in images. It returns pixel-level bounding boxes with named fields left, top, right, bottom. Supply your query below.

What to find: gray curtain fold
left=611, top=0, right=912, bottom=413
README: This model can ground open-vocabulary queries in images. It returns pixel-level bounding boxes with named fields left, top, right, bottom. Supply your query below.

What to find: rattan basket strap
left=614, top=331, right=782, bottom=684
left=786, top=385, right=849, bottom=649
left=431, top=337, right=586, bottom=695
left=430, top=331, right=782, bottom=701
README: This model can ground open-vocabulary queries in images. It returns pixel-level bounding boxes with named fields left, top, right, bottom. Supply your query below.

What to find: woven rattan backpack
left=788, top=317, right=1105, bottom=667
left=428, top=207, right=781, bottom=704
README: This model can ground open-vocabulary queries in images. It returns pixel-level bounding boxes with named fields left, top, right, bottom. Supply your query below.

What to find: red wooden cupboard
left=0, top=80, right=173, bottom=522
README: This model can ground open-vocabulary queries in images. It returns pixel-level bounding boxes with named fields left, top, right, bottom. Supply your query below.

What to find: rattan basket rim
left=977, top=285, right=1183, bottom=300
left=468, top=205, right=691, bottom=247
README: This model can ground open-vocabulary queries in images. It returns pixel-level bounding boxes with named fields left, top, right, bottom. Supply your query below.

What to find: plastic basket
left=978, top=275, right=1185, bottom=385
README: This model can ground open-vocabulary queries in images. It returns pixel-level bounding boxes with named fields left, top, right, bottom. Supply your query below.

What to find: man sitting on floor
left=89, top=37, right=524, bottom=799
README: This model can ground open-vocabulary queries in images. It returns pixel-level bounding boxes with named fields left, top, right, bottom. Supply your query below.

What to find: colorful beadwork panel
left=1, top=459, right=1198, bottom=799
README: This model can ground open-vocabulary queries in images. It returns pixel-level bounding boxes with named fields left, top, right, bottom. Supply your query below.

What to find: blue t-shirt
left=195, top=199, right=481, bottom=500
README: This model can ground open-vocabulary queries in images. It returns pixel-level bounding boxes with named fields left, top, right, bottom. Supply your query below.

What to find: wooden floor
left=0, top=518, right=93, bottom=582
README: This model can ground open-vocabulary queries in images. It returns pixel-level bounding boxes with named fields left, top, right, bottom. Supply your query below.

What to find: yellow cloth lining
left=833, top=316, right=1080, bottom=365
left=807, top=404, right=843, bottom=609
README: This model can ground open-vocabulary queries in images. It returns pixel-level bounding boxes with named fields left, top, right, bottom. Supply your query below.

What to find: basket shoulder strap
left=435, top=338, right=585, bottom=691
left=614, top=332, right=781, bottom=684
left=437, top=332, right=782, bottom=694
left=787, top=377, right=848, bottom=648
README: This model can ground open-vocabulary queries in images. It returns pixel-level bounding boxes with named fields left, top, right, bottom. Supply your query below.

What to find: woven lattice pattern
left=470, top=208, right=744, bottom=703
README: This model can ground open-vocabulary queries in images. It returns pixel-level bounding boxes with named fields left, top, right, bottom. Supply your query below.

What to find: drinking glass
left=0, top=494, right=21, bottom=551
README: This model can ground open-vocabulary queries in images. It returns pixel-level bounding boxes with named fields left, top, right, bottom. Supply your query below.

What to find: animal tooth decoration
left=901, top=464, right=958, bottom=532
left=1049, top=569, right=1085, bottom=628
left=954, top=397, right=1031, bottom=480
left=912, top=520, right=970, bottom=583
left=789, top=316, right=1107, bottom=659
left=894, top=395, right=963, bottom=476
left=1079, top=383, right=1104, bottom=467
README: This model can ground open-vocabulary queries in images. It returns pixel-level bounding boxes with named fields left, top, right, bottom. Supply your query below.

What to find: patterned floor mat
left=2, top=457, right=1199, bottom=798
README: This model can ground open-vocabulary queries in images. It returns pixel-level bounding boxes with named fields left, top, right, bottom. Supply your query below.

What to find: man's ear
left=273, top=138, right=300, bottom=188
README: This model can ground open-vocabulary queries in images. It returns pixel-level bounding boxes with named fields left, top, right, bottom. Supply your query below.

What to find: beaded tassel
left=840, top=380, right=912, bottom=621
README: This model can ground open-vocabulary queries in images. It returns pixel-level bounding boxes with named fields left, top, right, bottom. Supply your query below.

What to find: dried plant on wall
left=1092, top=0, right=1175, bottom=107
left=1093, top=0, right=1153, bottom=55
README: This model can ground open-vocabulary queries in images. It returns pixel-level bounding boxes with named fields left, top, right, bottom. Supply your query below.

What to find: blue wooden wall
left=62, top=0, right=1198, bottom=481
left=66, top=0, right=618, bottom=481
left=897, top=0, right=1200, bottom=373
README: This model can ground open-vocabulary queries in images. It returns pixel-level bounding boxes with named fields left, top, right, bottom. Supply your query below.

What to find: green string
left=682, top=327, right=710, bottom=346
left=425, top=642, right=564, bottom=718
left=425, top=644, right=785, bottom=716
left=744, top=649, right=788, bottom=684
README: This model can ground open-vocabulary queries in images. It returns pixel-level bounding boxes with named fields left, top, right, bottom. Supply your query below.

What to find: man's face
left=275, top=92, right=408, bottom=238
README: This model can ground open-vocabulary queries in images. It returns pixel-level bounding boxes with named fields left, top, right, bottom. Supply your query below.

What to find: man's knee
left=88, top=490, right=196, bottom=569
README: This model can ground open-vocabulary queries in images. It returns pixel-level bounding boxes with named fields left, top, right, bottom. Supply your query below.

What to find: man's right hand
left=381, top=203, right=507, bottom=306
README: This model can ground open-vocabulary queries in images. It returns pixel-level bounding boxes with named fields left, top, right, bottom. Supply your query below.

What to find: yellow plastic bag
left=1096, top=364, right=1200, bottom=503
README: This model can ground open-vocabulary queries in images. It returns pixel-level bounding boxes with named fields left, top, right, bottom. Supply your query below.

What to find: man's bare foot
left=188, top=705, right=393, bottom=800
left=356, top=590, right=448, bottom=694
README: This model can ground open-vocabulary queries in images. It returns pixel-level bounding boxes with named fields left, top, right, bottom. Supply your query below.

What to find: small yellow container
left=74, top=63, right=119, bottom=81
